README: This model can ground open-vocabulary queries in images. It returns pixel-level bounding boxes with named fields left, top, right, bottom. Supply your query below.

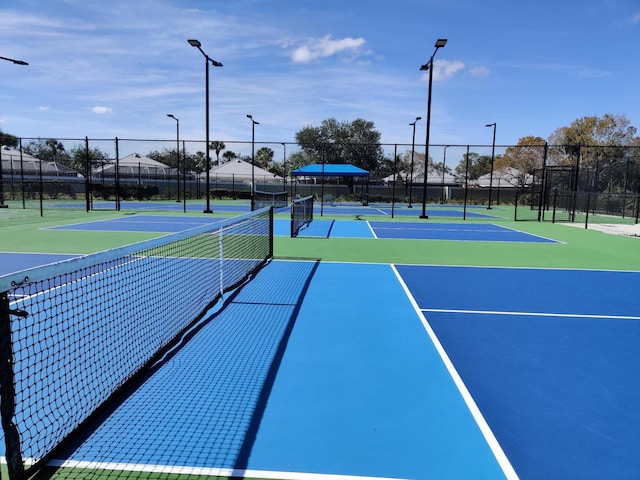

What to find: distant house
left=208, top=158, right=282, bottom=183
left=383, top=168, right=458, bottom=185
left=472, top=167, right=533, bottom=188
left=0, top=145, right=83, bottom=177
left=93, top=153, right=176, bottom=179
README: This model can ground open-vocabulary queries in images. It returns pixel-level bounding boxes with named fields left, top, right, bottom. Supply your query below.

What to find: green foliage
left=294, top=117, right=384, bottom=172
left=0, top=131, right=19, bottom=147
left=454, top=152, right=493, bottom=179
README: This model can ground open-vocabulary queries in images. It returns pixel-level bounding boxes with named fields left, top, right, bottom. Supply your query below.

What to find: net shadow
left=29, top=259, right=320, bottom=480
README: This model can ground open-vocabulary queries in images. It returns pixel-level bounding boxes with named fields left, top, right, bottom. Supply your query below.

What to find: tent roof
left=291, top=163, right=370, bottom=177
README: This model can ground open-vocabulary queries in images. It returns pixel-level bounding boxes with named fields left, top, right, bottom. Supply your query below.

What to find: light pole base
left=419, top=214, right=429, bottom=219
left=407, top=205, right=413, bottom=208
left=486, top=207, right=493, bottom=210
left=203, top=209, right=213, bottom=214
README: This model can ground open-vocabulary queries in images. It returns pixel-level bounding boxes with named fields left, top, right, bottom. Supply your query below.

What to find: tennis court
left=45, top=213, right=557, bottom=244
left=1, top=204, right=639, bottom=480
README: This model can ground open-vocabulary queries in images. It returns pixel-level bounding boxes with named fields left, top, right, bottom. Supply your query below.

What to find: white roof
left=1, top=145, right=83, bottom=177
left=94, top=153, right=175, bottom=176
left=473, top=167, right=533, bottom=187
left=208, top=158, right=282, bottom=182
left=384, top=168, right=458, bottom=184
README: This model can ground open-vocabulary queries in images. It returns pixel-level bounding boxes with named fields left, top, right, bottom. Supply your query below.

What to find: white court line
left=391, top=264, right=519, bottom=480
left=494, top=223, right=564, bottom=244
left=42, top=459, right=409, bottom=480
left=423, top=308, right=640, bottom=321
left=366, top=221, right=378, bottom=239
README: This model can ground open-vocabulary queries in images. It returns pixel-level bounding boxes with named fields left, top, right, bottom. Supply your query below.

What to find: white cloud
left=632, top=12, right=640, bottom=23
left=91, top=106, right=112, bottom=114
left=420, top=61, right=490, bottom=81
left=469, top=66, right=490, bottom=77
left=290, top=35, right=367, bottom=63
left=421, top=59, right=466, bottom=82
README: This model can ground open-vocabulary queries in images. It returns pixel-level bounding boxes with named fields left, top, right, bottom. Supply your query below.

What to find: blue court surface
left=89, top=201, right=501, bottom=219
left=0, top=252, right=81, bottom=276
left=4, top=260, right=638, bottom=479
left=48, top=215, right=557, bottom=243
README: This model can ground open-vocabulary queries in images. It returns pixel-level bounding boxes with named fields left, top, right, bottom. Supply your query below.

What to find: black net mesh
left=0, top=208, right=273, bottom=479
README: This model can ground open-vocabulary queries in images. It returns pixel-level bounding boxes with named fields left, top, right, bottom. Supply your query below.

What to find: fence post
left=85, top=137, right=91, bottom=212
left=585, top=193, right=591, bottom=229
left=463, top=145, right=470, bottom=220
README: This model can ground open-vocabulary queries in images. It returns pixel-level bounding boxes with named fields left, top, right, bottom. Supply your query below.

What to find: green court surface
left=1, top=205, right=638, bottom=270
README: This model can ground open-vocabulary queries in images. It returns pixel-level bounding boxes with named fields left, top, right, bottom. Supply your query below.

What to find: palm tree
left=209, top=141, right=226, bottom=166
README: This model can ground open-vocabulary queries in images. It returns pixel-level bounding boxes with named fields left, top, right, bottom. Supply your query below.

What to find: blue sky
left=1, top=0, right=639, bottom=156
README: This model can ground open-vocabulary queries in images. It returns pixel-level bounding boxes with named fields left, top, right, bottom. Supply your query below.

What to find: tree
left=548, top=114, right=638, bottom=166
left=295, top=118, right=384, bottom=172
left=255, top=147, right=274, bottom=170
left=496, top=136, right=546, bottom=174
left=23, top=138, right=71, bottom=167
left=294, top=118, right=384, bottom=191
left=148, top=149, right=178, bottom=169
left=209, top=141, right=225, bottom=166
left=69, top=144, right=111, bottom=173
left=193, top=151, right=206, bottom=175
left=222, top=150, right=237, bottom=163
left=0, top=131, right=19, bottom=147
left=454, top=152, right=493, bottom=179
left=548, top=114, right=640, bottom=192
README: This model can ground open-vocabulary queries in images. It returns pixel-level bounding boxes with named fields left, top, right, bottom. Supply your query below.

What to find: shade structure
left=291, top=163, right=370, bottom=178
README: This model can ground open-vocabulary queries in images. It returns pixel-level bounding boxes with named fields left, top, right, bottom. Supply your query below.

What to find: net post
left=290, top=199, right=294, bottom=238
left=0, top=291, right=25, bottom=480
left=269, top=206, right=274, bottom=258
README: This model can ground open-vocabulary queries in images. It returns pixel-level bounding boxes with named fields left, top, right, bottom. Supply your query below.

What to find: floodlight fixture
left=0, top=56, right=28, bottom=65
left=435, top=38, right=448, bottom=48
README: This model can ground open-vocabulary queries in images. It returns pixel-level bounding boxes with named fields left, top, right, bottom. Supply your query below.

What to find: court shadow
left=30, top=259, right=320, bottom=480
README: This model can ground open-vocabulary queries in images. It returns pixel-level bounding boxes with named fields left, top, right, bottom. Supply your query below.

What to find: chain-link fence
left=2, top=138, right=639, bottom=223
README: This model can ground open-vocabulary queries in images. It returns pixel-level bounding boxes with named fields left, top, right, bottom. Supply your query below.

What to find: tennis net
left=291, top=195, right=314, bottom=237
left=254, top=190, right=288, bottom=209
left=0, top=207, right=273, bottom=480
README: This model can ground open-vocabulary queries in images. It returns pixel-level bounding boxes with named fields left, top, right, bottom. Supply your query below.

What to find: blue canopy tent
left=290, top=163, right=370, bottom=178
left=290, top=163, right=371, bottom=209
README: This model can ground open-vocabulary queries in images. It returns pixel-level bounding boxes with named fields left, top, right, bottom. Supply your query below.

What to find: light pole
left=167, top=114, right=180, bottom=203
left=188, top=39, right=222, bottom=213
left=486, top=122, right=496, bottom=209
left=0, top=55, right=28, bottom=208
left=441, top=145, right=451, bottom=204
left=419, top=38, right=447, bottom=219
left=247, top=114, right=259, bottom=211
left=408, top=116, right=421, bottom=208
